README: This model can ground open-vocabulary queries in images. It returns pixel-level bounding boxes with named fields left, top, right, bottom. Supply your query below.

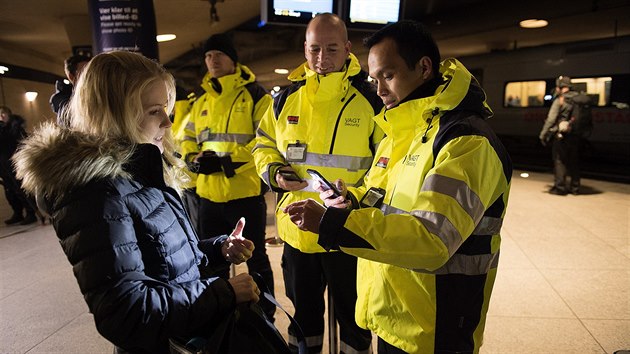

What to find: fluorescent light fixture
left=520, top=172, right=530, bottom=178
left=519, top=19, right=548, bottom=29
left=156, top=34, right=177, bottom=42
left=0, top=65, right=8, bottom=74
left=25, top=91, right=38, bottom=102
left=274, top=68, right=289, bottom=74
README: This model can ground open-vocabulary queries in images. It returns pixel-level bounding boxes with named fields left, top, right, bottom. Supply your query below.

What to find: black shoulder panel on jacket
left=244, top=82, right=268, bottom=105
left=349, top=70, right=383, bottom=115
left=273, top=81, right=306, bottom=120
left=433, top=111, right=512, bottom=182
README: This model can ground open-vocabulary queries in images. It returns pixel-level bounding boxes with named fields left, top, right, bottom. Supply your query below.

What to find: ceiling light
left=156, top=34, right=177, bottom=42
left=273, top=86, right=281, bottom=92
left=0, top=65, right=8, bottom=74
left=25, top=91, right=38, bottom=102
left=519, top=19, right=548, bottom=29
left=274, top=68, right=289, bottom=75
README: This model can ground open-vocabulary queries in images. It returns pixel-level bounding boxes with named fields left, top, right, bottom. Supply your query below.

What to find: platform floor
left=1, top=170, right=628, bottom=354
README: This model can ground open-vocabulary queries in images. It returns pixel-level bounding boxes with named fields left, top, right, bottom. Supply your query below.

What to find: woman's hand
left=221, top=218, right=254, bottom=264
left=228, top=273, right=260, bottom=303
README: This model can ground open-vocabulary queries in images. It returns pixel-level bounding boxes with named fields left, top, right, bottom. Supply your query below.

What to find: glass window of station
left=503, top=76, right=617, bottom=108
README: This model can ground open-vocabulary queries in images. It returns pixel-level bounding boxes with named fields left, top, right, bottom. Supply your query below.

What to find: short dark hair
left=64, top=54, right=91, bottom=76
left=364, top=20, right=441, bottom=74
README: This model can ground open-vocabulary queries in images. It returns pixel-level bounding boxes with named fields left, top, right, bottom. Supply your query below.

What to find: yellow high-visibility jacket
left=253, top=54, right=383, bottom=253
left=318, top=59, right=512, bottom=353
left=173, top=92, right=197, bottom=189
left=181, top=64, right=272, bottom=202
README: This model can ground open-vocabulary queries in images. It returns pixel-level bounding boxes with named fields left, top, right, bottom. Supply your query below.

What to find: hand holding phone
left=306, top=169, right=341, bottom=198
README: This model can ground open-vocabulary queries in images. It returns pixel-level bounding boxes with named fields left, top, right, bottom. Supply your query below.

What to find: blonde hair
left=63, top=51, right=187, bottom=188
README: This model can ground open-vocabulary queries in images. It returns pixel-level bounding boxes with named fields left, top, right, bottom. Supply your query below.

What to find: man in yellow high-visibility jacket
left=180, top=33, right=276, bottom=318
left=253, top=13, right=383, bottom=354
left=285, top=20, right=512, bottom=354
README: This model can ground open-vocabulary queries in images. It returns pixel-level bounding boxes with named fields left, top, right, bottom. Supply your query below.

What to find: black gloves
left=189, top=151, right=222, bottom=175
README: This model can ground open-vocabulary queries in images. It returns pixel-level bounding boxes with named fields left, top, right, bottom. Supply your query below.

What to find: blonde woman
left=13, top=51, right=260, bottom=353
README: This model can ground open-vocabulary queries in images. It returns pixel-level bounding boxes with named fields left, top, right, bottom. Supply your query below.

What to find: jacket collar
left=200, top=63, right=257, bottom=97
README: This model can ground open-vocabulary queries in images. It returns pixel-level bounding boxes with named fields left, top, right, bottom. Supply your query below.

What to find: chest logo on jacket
left=287, top=115, right=299, bottom=124
left=404, top=154, right=420, bottom=167
left=376, top=156, right=389, bottom=168
left=344, top=117, right=361, bottom=127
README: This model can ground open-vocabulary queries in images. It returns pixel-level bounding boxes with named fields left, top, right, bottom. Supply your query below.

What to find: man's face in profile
left=368, top=37, right=428, bottom=110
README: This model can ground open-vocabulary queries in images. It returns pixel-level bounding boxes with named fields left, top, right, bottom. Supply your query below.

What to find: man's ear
left=417, top=56, right=433, bottom=80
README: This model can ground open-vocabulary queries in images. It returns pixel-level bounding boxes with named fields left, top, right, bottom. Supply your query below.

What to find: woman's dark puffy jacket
left=13, top=123, right=235, bottom=353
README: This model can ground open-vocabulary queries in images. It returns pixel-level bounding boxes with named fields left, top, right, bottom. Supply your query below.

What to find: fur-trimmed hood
left=13, top=122, right=135, bottom=200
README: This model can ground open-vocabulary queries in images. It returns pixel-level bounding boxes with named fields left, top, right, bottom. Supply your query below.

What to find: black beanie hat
left=203, top=33, right=238, bottom=63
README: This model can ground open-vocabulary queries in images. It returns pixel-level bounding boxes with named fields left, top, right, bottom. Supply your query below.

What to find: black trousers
left=0, top=166, right=35, bottom=217
left=197, top=194, right=275, bottom=318
left=551, top=134, right=581, bottom=192
left=377, top=337, right=407, bottom=354
left=282, top=243, right=372, bottom=354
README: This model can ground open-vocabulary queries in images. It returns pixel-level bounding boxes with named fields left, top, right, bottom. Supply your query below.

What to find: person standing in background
left=253, top=13, right=383, bottom=354
left=539, top=76, right=582, bottom=195
left=49, top=54, right=91, bottom=126
left=179, top=33, right=276, bottom=319
left=0, top=106, right=37, bottom=225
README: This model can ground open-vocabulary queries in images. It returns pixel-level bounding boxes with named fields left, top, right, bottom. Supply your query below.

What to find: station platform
left=1, top=170, right=628, bottom=353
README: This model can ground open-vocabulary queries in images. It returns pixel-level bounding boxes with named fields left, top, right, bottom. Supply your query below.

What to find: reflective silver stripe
left=422, top=174, right=484, bottom=223
left=181, top=136, right=197, bottom=143
left=283, top=151, right=373, bottom=171
left=184, top=121, right=195, bottom=131
left=256, top=127, right=276, bottom=144
left=196, top=132, right=254, bottom=144
left=473, top=216, right=503, bottom=235
left=252, top=143, right=280, bottom=154
left=381, top=203, right=462, bottom=255
left=413, top=250, right=500, bottom=275
left=411, top=209, right=463, bottom=256
left=288, top=333, right=324, bottom=348
left=340, top=341, right=372, bottom=354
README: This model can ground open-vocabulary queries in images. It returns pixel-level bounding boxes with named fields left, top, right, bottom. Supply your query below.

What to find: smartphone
left=306, top=169, right=341, bottom=198
left=278, top=169, right=303, bottom=182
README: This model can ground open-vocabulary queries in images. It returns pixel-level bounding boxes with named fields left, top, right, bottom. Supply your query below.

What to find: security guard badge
left=286, top=141, right=307, bottom=162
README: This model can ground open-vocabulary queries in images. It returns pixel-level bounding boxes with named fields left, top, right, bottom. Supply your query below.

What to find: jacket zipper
left=329, top=93, right=357, bottom=154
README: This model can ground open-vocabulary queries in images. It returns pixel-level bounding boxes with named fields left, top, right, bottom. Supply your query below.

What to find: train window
left=570, top=77, right=611, bottom=107
left=504, top=81, right=546, bottom=107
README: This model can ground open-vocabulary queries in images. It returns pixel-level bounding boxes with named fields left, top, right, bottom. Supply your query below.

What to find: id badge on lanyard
left=360, top=187, right=386, bottom=208
left=286, top=141, right=307, bottom=163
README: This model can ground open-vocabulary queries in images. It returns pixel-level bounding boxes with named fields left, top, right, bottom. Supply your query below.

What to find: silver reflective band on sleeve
left=411, top=209, right=463, bottom=256
left=185, top=121, right=195, bottom=131
left=196, top=132, right=255, bottom=144
left=380, top=203, right=463, bottom=256
left=473, top=216, right=503, bottom=235
left=182, top=136, right=197, bottom=143
left=413, top=250, right=500, bottom=275
left=422, top=174, right=484, bottom=223
left=256, top=127, right=276, bottom=143
left=252, top=143, right=281, bottom=154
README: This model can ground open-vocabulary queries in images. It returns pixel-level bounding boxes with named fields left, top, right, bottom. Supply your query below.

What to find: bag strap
left=252, top=272, right=308, bottom=354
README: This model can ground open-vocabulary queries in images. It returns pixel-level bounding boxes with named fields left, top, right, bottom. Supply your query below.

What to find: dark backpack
left=562, top=91, right=593, bottom=136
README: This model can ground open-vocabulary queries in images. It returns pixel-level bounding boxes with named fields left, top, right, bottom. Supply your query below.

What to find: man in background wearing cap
left=539, top=75, right=581, bottom=195
left=179, top=33, right=276, bottom=318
